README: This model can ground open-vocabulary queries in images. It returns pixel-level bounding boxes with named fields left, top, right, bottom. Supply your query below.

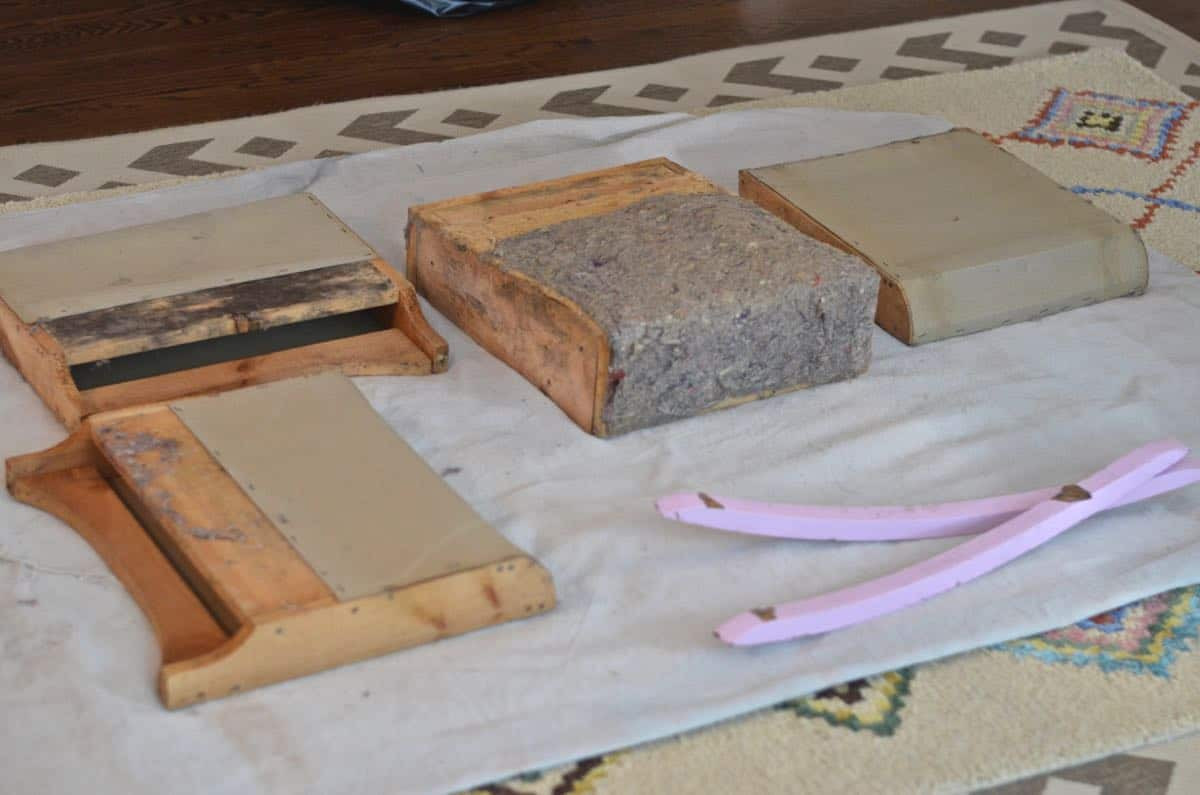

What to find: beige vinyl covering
left=169, top=373, right=524, bottom=600
left=745, top=129, right=1148, bottom=343
left=0, top=193, right=377, bottom=322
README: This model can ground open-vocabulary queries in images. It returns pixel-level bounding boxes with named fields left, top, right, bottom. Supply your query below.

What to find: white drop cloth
left=1, top=109, right=1198, bottom=794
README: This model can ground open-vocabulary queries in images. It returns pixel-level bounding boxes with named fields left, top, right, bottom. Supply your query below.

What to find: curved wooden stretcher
left=660, top=442, right=1200, bottom=646
left=6, top=374, right=555, bottom=708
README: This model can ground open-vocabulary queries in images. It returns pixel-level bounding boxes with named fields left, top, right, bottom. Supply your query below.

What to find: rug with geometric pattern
left=472, top=42, right=1200, bottom=795
left=3, top=0, right=1200, bottom=212
left=1, top=3, right=1198, bottom=792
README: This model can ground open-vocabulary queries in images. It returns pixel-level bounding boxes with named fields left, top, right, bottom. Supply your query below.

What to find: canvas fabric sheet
left=1, top=109, right=1198, bottom=794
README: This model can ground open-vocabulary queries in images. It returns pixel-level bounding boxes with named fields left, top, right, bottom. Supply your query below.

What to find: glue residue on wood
left=490, top=193, right=880, bottom=435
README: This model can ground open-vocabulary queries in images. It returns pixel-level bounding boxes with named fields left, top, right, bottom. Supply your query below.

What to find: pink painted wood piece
left=695, top=441, right=1193, bottom=646
left=657, top=458, right=1200, bottom=541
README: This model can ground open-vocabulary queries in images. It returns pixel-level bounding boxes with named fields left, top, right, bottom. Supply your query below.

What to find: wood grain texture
left=0, top=228, right=443, bottom=425
left=159, top=555, right=555, bottom=709
left=408, top=158, right=724, bottom=435
left=77, top=328, right=433, bottom=416
left=5, top=424, right=104, bottom=482
left=369, top=258, right=449, bottom=372
left=739, top=169, right=915, bottom=343
left=408, top=200, right=610, bottom=434
left=9, top=465, right=229, bottom=664
left=6, top=389, right=558, bottom=708
left=91, top=407, right=337, bottom=631
left=14, top=0, right=1185, bottom=145
left=414, top=159, right=718, bottom=251
left=0, top=295, right=83, bottom=427
left=44, top=260, right=399, bottom=365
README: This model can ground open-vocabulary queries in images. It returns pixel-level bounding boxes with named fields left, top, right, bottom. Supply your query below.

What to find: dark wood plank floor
left=2, top=0, right=1195, bottom=146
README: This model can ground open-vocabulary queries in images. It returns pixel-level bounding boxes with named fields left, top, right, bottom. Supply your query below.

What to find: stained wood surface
left=77, top=328, right=432, bottom=416
left=5, top=379, right=557, bottom=708
left=5, top=424, right=103, bottom=482
left=3, top=295, right=437, bottom=427
left=159, top=555, right=555, bottom=709
left=91, top=406, right=337, bottom=630
left=370, top=258, right=450, bottom=373
left=408, top=158, right=750, bottom=436
left=3, top=0, right=1195, bottom=145
left=408, top=212, right=608, bottom=432
left=45, top=260, right=397, bottom=365
left=409, top=160, right=720, bottom=435
left=10, top=466, right=229, bottom=664
left=0, top=295, right=83, bottom=427
left=0, top=197, right=447, bottom=426
left=413, top=159, right=720, bottom=253
left=0, top=194, right=376, bottom=322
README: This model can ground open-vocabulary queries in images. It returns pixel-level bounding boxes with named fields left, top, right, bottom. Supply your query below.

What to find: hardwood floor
left=1, top=0, right=1195, bottom=145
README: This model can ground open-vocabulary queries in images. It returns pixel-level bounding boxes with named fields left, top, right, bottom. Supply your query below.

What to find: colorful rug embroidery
left=776, top=668, right=914, bottom=736
left=1016, top=88, right=1191, bottom=160
left=472, top=755, right=615, bottom=795
left=1070, top=185, right=1200, bottom=215
left=991, top=88, right=1200, bottom=246
left=1004, top=586, right=1200, bottom=677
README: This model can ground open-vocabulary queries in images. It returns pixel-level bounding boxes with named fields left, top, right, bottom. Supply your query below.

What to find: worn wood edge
left=408, top=214, right=611, bottom=434
left=90, top=407, right=337, bottom=632
left=411, top=157, right=687, bottom=216
left=502, top=262, right=616, bottom=435
left=591, top=331, right=613, bottom=438
left=369, top=257, right=449, bottom=372
left=6, top=423, right=102, bottom=485
left=8, top=462, right=230, bottom=665
left=159, top=554, right=556, bottom=709
left=738, top=169, right=916, bottom=345
left=78, top=328, right=431, bottom=416
left=407, top=158, right=720, bottom=251
left=0, top=295, right=85, bottom=427
left=405, top=160, right=729, bottom=436
left=6, top=425, right=230, bottom=667
left=86, top=406, right=248, bottom=632
left=44, top=259, right=400, bottom=366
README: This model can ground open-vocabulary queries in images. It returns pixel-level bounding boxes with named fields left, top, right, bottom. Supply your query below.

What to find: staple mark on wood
left=1054, top=484, right=1093, bottom=502
left=43, top=260, right=398, bottom=365
left=752, top=606, right=777, bottom=622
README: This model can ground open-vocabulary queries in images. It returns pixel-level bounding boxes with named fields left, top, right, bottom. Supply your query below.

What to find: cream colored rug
left=2, top=3, right=1199, bottom=793
left=2, top=0, right=1199, bottom=210
left=472, top=49, right=1200, bottom=795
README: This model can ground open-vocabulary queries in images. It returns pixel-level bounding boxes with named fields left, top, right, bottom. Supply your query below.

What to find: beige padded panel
left=746, top=129, right=1147, bottom=342
left=0, top=193, right=377, bottom=322
left=169, top=373, right=524, bottom=600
